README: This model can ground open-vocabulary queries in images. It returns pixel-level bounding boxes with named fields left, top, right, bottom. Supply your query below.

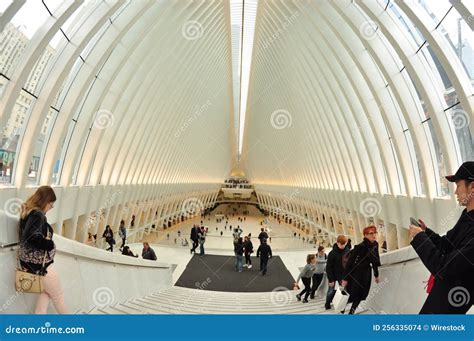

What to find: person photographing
left=409, top=161, right=474, bottom=314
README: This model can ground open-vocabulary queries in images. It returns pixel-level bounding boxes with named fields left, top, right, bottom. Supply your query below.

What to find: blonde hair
left=20, top=186, right=56, bottom=219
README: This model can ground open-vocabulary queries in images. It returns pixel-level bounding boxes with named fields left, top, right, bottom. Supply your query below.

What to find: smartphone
left=410, top=217, right=420, bottom=227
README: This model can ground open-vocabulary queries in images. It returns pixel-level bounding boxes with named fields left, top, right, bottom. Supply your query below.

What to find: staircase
left=78, top=286, right=372, bottom=314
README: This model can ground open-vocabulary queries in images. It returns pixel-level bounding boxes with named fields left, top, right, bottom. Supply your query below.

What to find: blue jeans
left=325, top=281, right=341, bottom=308
left=235, top=255, right=243, bottom=271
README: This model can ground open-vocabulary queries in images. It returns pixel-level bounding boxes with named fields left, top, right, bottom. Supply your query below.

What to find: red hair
left=363, top=225, right=377, bottom=235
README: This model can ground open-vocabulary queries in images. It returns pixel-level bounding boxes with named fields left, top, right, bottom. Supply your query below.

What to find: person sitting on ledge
left=142, top=242, right=157, bottom=261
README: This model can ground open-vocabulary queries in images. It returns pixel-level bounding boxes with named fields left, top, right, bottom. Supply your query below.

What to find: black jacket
left=244, top=240, right=253, bottom=255
left=142, top=247, right=157, bottom=260
left=19, top=210, right=55, bottom=274
left=411, top=209, right=474, bottom=314
left=343, top=238, right=380, bottom=302
left=190, top=227, right=200, bottom=242
left=234, top=242, right=244, bottom=256
left=257, top=244, right=272, bottom=259
left=326, top=242, right=350, bottom=283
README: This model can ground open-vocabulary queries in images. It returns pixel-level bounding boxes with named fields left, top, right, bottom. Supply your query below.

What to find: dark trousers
left=191, top=240, right=198, bottom=253
left=260, top=258, right=268, bottom=274
left=120, top=237, right=126, bottom=249
left=349, top=298, right=362, bottom=314
left=325, top=280, right=341, bottom=308
left=298, top=277, right=312, bottom=301
left=106, top=242, right=113, bottom=252
left=245, top=254, right=251, bottom=265
left=310, top=273, right=324, bottom=298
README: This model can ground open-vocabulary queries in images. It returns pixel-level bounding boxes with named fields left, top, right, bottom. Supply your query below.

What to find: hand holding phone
left=410, top=217, right=420, bottom=227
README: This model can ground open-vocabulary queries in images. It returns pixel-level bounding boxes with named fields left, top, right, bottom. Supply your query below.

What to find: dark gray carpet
left=175, top=254, right=295, bottom=292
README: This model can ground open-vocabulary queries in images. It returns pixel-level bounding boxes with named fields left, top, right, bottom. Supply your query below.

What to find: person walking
left=409, top=162, right=474, bottom=314
left=142, top=242, right=157, bottom=261
left=118, top=220, right=127, bottom=251
left=325, top=235, right=350, bottom=310
left=234, top=237, right=244, bottom=272
left=258, top=228, right=268, bottom=244
left=190, top=225, right=200, bottom=254
left=243, top=236, right=253, bottom=269
left=102, top=225, right=115, bottom=252
left=199, top=227, right=206, bottom=257
left=256, top=238, right=272, bottom=275
left=18, top=186, right=67, bottom=314
left=295, top=254, right=317, bottom=303
left=310, top=246, right=327, bottom=299
left=342, top=226, right=380, bottom=314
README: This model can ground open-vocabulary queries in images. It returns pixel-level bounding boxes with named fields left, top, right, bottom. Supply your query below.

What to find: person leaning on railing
left=18, top=185, right=67, bottom=314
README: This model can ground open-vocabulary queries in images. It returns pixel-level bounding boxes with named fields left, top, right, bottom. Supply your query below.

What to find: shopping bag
left=333, top=288, right=349, bottom=312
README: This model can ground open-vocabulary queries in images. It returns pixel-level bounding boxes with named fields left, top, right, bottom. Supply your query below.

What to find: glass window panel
left=0, top=23, right=29, bottom=78
left=0, top=74, right=8, bottom=98
left=418, top=0, right=452, bottom=28
left=404, top=130, right=425, bottom=195
left=448, top=103, right=474, bottom=162
left=24, top=45, right=56, bottom=96
left=28, top=107, right=58, bottom=185
left=0, top=90, right=36, bottom=185
left=436, top=7, right=474, bottom=82
left=53, top=120, right=76, bottom=184
left=424, top=119, right=449, bottom=196
left=42, top=0, right=75, bottom=15
left=52, top=57, right=84, bottom=109
left=0, top=1, right=13, bottom=13
left=388, top=2, right=425, bottom=47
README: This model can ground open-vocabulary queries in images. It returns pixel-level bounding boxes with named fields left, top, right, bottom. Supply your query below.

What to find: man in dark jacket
left=142, top=242, right=157, bottom=261
left=256, top=238, right=272, bottom=275
left=258, top=228, right=268, bottom=244
left=325, top=235, right=350, bottom=309
left=190, top=225, right=200, bottom=254
left=410, top=162, right=474, bottom=314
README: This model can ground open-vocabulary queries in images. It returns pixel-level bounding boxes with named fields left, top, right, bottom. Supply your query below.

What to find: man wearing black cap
left=409, top=161, right=474, bottom=314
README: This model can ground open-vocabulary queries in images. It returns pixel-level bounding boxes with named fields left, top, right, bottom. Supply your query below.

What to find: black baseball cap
left=445, top=162, right=474, bottom=182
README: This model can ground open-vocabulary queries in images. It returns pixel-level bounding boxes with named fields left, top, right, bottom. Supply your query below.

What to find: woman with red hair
left=341, top=225, right=381, bottom=314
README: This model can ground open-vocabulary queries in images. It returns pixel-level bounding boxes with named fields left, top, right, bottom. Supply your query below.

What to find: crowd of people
left=13, top=162, right=474, bottom=314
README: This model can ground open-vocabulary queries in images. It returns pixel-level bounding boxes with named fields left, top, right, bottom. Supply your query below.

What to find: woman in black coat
left=102, top=225, right=114, bottom=252
left=342, top=226, right=381, bottom=314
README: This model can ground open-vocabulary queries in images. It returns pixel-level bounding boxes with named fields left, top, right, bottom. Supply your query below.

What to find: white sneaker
left=248, top=265, right=252, bottom=269
left=243, top=264, right=248, bottom=268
